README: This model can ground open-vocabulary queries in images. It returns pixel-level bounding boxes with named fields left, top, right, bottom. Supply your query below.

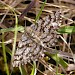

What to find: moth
left=12, top=11, right=62, bottom=67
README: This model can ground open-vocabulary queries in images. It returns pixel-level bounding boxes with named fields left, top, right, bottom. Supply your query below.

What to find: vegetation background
left=0, top=0, right=75, bottom=75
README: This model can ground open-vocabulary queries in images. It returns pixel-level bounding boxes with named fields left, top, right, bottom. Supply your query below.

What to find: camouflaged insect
left=12, top=11, right=62, bottom=67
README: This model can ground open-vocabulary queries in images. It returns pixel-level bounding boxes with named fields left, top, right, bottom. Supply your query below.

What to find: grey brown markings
left=12, top=11, right=62, bottom=67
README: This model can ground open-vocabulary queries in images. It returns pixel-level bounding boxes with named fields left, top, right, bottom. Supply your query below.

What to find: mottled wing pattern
left=12, top=11, right=61, bottom=67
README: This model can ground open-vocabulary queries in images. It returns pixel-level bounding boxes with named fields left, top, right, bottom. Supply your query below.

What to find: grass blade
left=30, top=61, right=37, bottom=75
left=45, top=52, right=68, bottom=68
left=0, top=26, right=24, bottom=33
left=11, top=13, right=18, bottom=71
left=58, top=26, right=75, bottom=34
left=5, top=46, right=12, bottom=56
left=19, top=65, right=27, bottom=75
left=35, top=0, right=47, bottom=22
left=2, top=33, right=10, bottom=75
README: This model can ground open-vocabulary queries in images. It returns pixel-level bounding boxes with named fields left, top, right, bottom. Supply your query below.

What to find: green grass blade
left=11, top=13, right=18, bottom=70
left=58, top=26, right=75, bottom=34
left=45, top=52, right=68, bottom=68
left=2, top=33, right=10, bottom=75
left=19, top=65, right=27, bottom=75
left=30, top=61, right=37, bottom=75
left=51, top=54, right=68, bottom=68
left=0, top=44, right=12, bottom=55
left=35, top=0, right=47, bottom=22
left=12, top=14, right=18, bottom=57
left=5, top=46, right=12, bottom=55
left=0, top=26, right=24, bottom=33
